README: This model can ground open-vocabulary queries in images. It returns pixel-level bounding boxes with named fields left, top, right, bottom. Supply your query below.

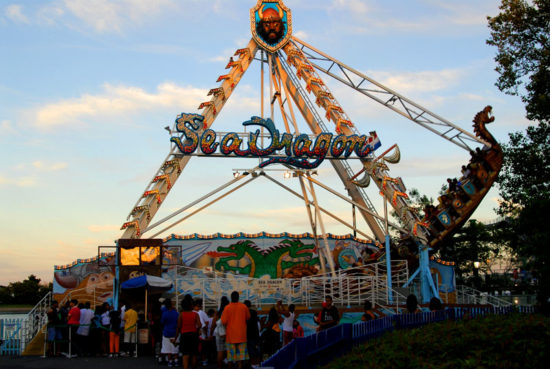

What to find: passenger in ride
left=429, top=297, right=443, bottom=311
left=292, top=320, right=304, bottom=338
left=461, top=165, right=471, bottom=178
left=260, top=307, right=281, bottom=358
left=440, top=194, right=459, bottom=219
left=405, top=294, right=421, bottom=314
left=446, top=178, right=458, bottom=193
left=318, top=296, right=340, bottom=331
left=278, top=301, right=297, bottom=346
left=361, top=300, right=376, bottom=321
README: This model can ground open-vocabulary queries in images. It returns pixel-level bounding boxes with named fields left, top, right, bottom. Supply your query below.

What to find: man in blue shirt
left=160, top=299, right=180, bottom=367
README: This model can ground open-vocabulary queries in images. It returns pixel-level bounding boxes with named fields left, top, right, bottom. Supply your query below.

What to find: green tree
left=0, top=285, right=14, bottom=304
left=496, top=122, right=550, bottom=302
left=487, top=0, right=550, bottom=122
left=435, top=220, right=502, bottom=289
left=6, top=275, right=51, bottom=305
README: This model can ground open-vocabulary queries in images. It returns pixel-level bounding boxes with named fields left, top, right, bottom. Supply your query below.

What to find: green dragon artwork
left=207, top=239, right=320, bottom=278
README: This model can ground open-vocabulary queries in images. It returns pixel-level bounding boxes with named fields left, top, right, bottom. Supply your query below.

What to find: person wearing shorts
left=46, top=301, right=62, bottom=357
left=176, top=296, right=201, bottom=369
left=160, top=299, right=179, bottom=367
left=221, top=291, right=250, bottom=369
left=123, top=303, right=138, bottom=357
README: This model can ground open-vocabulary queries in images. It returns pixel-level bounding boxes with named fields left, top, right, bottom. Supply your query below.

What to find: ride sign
left=170, top=113, right=381, bottom=169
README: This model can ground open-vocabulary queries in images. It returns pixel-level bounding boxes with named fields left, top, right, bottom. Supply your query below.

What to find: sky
left=0, top=0, right=531, bottom=286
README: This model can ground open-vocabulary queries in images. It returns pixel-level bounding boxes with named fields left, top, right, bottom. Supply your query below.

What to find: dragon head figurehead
left=473, top=105, right=499, bottom=147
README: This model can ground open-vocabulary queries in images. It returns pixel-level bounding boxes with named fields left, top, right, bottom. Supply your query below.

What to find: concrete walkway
left=0, top=356, right=219, bottom=369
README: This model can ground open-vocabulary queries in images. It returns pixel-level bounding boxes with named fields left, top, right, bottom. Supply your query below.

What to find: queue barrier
left=260, top=305, right=538, bottom=369
left=39, top=322, right=139, bottom=358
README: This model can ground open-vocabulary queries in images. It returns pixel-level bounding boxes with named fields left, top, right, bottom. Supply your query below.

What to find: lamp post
left=473, top=261, right=481, bottom=290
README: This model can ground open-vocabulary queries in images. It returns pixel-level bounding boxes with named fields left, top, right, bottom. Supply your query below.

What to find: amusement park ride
left=115, top=0, right=503, bottom=304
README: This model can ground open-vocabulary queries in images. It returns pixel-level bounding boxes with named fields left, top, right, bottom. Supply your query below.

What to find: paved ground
left=0, top=356, right=220, bottom=369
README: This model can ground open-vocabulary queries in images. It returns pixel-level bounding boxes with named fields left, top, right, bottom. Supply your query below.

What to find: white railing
left=171, top=260, right=410, bottom=309
left=456, top=285, right=513, bottom=307
left=21, top=291, right=52, bottom=352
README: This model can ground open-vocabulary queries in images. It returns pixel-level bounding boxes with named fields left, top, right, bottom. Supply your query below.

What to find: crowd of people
left=45, top=293, right=442, bottom=367
left=46, top=299, right=140, bottom=358
left=45, top=292, right=312, bottom=369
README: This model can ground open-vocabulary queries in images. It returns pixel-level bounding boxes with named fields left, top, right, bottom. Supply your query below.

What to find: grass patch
left=0, top=304, right=33, bottom=310
left=322, top=314, right=550, bottom=369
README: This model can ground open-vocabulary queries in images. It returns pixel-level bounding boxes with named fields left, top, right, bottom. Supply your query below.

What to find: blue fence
left=260, top=305, right=537, bottom=369
left=0, top=318, right=24, bottom=356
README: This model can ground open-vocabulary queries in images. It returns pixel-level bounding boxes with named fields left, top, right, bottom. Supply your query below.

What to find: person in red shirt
left=221, top=291, right=250, bottom=369
left=67, top=299, right=81, bottom=357
left=175, top=296, right=201, bottom=369
left=292, top=320, right=304, bottom=338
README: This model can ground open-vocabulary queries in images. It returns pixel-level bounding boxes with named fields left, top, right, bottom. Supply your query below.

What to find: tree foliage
left=436, top=220, right=506, bottom=289
left=0, top=275, right=51, bottom=305
left=498, top=122, right=550, bottom=211
left=487, top=0, right=550, bottom=122
left=496, top=122, right=550, bottom=302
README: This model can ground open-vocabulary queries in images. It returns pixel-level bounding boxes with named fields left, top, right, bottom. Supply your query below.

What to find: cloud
left=62, top=0, right=176, bottom=33
left=432, top=2, right=498, bottom=27
left=293, top=30, right=309, bottom=40
left=326, top=0, right=498, bottom=35
left=394, top=155, right=465, bottom=177
left=32, top=161, right=68, bottom=171
left=366, top=68, right=464, bottom=94
left=87, top=224, right=120, bottom=233
left=0, top=120, right=16, bottom=135
left=32, top=82, right=259, bottom=129
left=0, top=175, right=36, bottom=187
left=5, top=4, right=29, bottom=24
left=33, top=82, right=207, bottom=128
left=329, top=0, right=369, bottom=15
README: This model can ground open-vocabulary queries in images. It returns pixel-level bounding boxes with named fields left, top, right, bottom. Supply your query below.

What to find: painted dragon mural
left=207, top=239, right=320, bottom=278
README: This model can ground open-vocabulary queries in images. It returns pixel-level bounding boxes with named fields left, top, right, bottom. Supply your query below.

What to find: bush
left=322, top=314, right=550, bottom=369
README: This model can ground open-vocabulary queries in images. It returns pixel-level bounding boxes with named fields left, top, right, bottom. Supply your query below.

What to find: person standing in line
left=160, top=299, right=179, bottom=367
left=123, top=303, right=138, bottom=357
left=204, top=309, right=216, bottom=364
left=46, top=300, right=62, bottom=357
left=100, top=303, right=111, bottom=356
left=76, top=302, right=95, bottom=356
left=108, top=307, right=121, bottom=357
left=243, top=300, right=261, bottom=367
left=211, top=296, right=229, bottom=369
left=277, top=301, right=297, bottom=346
left=67, top=299, right=81, bottom=357
left=318, top=296, right=339, bottom=331
left=175, top=298, right=201, bottom=369
left=193, top=299, right=210, bottom=366
left=221, top=291, right=250, bottom=369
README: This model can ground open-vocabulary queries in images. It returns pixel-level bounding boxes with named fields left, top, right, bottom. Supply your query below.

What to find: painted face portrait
left=257, top=6, right=285, bottom=45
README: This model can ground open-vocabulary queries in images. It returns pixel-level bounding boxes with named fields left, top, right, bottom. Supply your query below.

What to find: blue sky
left=0, top=0, right=530, bottom=285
